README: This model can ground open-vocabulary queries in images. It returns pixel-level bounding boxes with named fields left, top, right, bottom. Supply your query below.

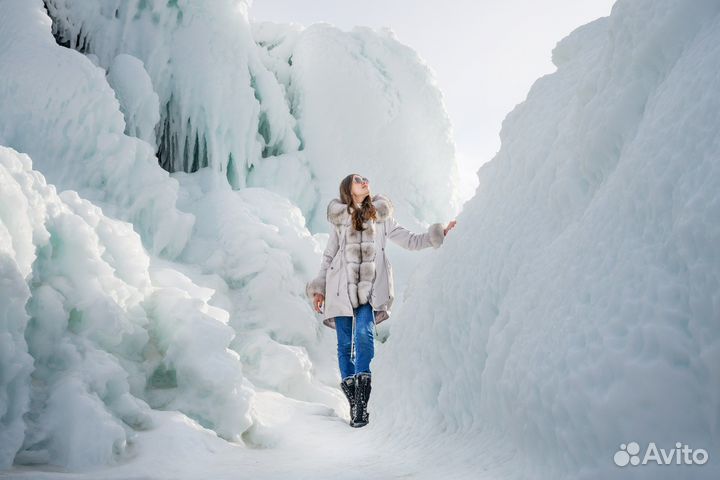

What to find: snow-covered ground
left=1, top=0, right=719, bottom=479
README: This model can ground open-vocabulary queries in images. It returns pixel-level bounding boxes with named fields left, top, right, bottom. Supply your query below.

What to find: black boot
left=351, top=372, right=371, bottom=428
left=340, top=376, right=356, bottom=422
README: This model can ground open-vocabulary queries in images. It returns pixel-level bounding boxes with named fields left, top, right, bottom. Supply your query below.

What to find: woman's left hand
left=444, top=220, right=457, bottom=236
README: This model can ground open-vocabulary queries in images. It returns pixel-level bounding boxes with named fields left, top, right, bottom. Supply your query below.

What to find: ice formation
left=42, top=1, right=458, bottom=227
left=373, top=0, right=720, bottom=478
left=0, top=144, right=254, bottom=467
left=43, top=0, right=299, bottom=179
left=252, top=21, right=460, bottom=229
left=106, top=54, right=161, bottom=150
left=0, top=1, right=194, bottom=258
left=1, top=0, right=718, bottom=478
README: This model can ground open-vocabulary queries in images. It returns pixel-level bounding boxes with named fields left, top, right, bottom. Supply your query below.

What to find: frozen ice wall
left=253, top=21, right=460, bottom=230
left=0, top=0, right=333, bottom=468
left=43, top=0, right=300, bottom=182
left=0, top=145, right=253, bottom=468
left=43, top=0, right=458, bottom=229
left=373, top=1, right=720, bottom=479
left=0, top=0, right=194, bottom=258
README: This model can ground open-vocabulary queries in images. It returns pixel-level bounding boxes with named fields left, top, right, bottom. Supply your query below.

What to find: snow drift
left=374, top=0, right=720, bottom=479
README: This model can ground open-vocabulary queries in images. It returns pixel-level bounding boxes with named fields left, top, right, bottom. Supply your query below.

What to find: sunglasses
left=352, top=176, right=369, bottom=184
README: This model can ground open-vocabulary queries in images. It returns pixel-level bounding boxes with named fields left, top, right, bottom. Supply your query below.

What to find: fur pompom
left=372, top=194, right=393, bottom=221
left=428, top=223, right=445, bottom=248
left=306, top=276, right=326, bottom=298
left=358, top=280, right=373, bottom=304
left=348, top=283, right=359, bottom=308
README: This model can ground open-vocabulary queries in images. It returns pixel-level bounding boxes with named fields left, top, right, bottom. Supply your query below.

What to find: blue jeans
left=335, top=303, right=375, bottom=379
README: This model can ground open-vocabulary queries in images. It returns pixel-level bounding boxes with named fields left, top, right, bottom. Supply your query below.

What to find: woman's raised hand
left=313, top=293, right=325, bottom=313
left=444, top=220, right=457, bottom=236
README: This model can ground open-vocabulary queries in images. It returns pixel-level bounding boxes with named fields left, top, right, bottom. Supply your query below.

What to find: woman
left=306, top=173, right=457, bottom=427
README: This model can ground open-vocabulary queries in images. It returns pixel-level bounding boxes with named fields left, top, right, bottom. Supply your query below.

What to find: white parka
left=306, top=194, right=445, bottom=329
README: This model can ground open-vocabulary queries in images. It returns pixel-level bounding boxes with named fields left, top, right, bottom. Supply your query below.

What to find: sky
left=249, top=0, right=616, bottom=202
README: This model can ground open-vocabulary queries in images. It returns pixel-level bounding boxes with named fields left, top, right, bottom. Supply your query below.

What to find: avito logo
left=614, top=442, right=708, bottom=467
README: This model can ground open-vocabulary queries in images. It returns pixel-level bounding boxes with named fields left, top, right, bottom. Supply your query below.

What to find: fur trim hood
left=327, top=194, right=394, bottom=226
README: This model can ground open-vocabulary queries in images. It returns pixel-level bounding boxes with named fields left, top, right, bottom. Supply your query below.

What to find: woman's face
left=350, top=174, right=370, bottom=199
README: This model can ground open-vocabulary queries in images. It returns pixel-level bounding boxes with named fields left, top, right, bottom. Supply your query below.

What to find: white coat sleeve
left=306, top=225, right=340, bottom=298
left=385, top=216, right=445, bottom=251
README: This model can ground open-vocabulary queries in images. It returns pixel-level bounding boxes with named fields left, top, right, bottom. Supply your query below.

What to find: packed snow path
left=3, top=393, right=513, bottom=480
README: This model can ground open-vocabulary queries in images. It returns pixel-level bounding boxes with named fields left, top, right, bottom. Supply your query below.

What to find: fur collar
left=327, top=193, right=393, bottom=226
